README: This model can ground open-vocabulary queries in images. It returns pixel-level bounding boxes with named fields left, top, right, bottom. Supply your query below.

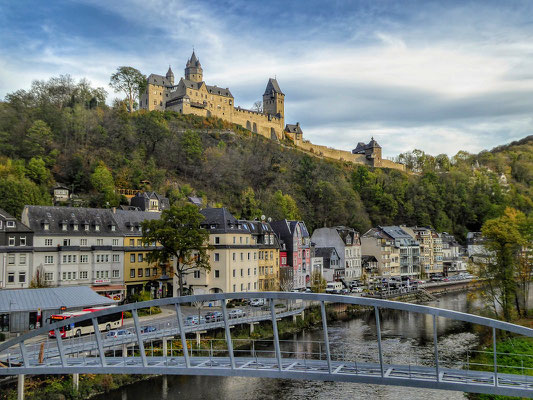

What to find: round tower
left=185, top=51, right=203, bottom=82
left=166, top=66, right=174, bottom=86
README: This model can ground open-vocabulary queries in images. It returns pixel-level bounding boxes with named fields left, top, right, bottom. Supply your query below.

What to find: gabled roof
left=285, top=124, right=302, bottom=134
left=264, top=78, right=284, bottom=96
left=111, top=209, right=161, bottom=236
left=200, top=208, right=243, bottom=234
left=352, top=137, right=381, bottom=154
left=0, top=208, right=32, bottom=233
left=314, top=247, right=339, bottom=259
left=147, top=73, right=173, bottom=87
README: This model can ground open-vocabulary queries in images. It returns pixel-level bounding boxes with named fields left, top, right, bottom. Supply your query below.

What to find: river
left=97, top=291, right=482, bottom=400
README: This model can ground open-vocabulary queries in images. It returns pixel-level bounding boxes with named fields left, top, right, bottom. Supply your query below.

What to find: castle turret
left=166, top=66, right=174, bottom=86
left=185, top=51, right=203, bottom=82
left=263, top=78, right=284, bottom=120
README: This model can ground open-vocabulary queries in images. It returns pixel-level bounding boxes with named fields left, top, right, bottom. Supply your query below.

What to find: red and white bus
left=48, top=306, right=123, bottom=338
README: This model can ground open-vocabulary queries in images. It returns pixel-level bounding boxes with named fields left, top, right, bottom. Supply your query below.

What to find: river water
left=98, top=291, right=481, bottom=400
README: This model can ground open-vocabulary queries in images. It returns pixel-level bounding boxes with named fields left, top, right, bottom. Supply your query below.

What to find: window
left=215, top=237, right=220, bottom=244
left=137, top=239, right=142, bottom=246
left=73, top=224, right=78, bottom=231
left=130, top=254, right=135, bottom=263
left=63, top=239, right=70, bottom=246
left=233, top=284, right=236, bottom=292
left=254, top=267, right=257, bottom=275
left=97, top=239, right=103, bottom=245
left=240, top=283, right=244, bottom=291
left=232, top=269, right=236, bottom=277
left=248, top=268, right=250, bottom=276
left=45, top=272, right=53, bottom=281
left=18, top=272, right=26, bottom=283
left=113, top=254, right=120, bottom=262
left=95, top=225, right=100, bottom=232
left=215, top=270, right=220, bottom=278
left=152, top=267, right=157, bottom=276
left=8, top=237, right=14, bottom=246
left=193, top=270, right=200, bottom=279
left=254, top=282, right=257, bottom=290
left=240, top=253, right=243, bottom=261
left=45, top=239, right=53, bottom=246
left=44, top=223, right=49, bottom=231
left=81, top=239, right=87, bottom=246
left=247, top=282, right=250, bottom=291
left=72, top=272, right=77, bottom=280
left=247, top=252, right=250, bottom=260
left=233, top=237, right=236, bottom=244
left=113, top=270, right=120, bottom=278
left=6, top=221, right=15, bottom=228
left=214, top=253, right=220, bottom=262
left=80, top=255, right=88, bottom=263
left=84, top=224, right=89, bottom=231
left=19, top=254, right=26, bottom=265
left=8, top=273, right=14, bottom=283
left=240, top=269, right=243, bottom=277
left=130, top=269, right=135, bottom=278
left=67, top=272, right=72, bottom=280
left=111, top=225, right=116, bottom=232
left=62, top=223, right=67, bottom=231
left=138, top=268, right=143, bottom=277
left=8, top=255, right=15, bottom=265
left=232, top=253, right=236, bottom=261
left=80, top=271, right=88, bottom=279
left=138, top=254, right=143, bottom=263
left=129, top=239, right=135, bottom=246
left=113, top=239, right=119, bottom=246
left=240, top=237, right=243, bottom=244
left=20, top=237, right=26, bottom=246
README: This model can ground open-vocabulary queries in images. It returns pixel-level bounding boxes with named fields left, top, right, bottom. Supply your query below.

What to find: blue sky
left=1, top=0, right=533, bottom=157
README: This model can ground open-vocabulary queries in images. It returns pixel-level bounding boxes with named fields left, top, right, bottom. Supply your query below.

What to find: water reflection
left=97, top=292, right=482, bottom=400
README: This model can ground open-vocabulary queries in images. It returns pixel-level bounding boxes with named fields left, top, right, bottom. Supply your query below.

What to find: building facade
left=0, top=209, right=33, bottom=289
left=311, top=226, right=362, bottom=283
left=270, top=220, right=311, bottom=290
left=246, top=221, right=280, bottom=291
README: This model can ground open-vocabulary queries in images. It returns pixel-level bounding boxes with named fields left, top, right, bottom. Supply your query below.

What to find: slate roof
left=130, top=191, right=170, bottom=212
left=186, top=51, right=201, bottom=67
left=0, top=208, right=32, bottom=233
left=264, top=78, right=284, bottom=96
left=22, top=206, right=122, bottom=236
left=147, top=73, right=172, bottom=87
left=352, top=137, right=381, bottom=154
left=179, top=79, right=233, bottom=98
left=111, top=209, right=161, bottom=236
left=285, top=123, right=303, bottom=134
left=0, top=286, right=115, bottom=313
left=166, top=66, right=174, bottom=78
left=314, top=247, right=339, bottom=259
left=200, top=208, right=244, bottom=234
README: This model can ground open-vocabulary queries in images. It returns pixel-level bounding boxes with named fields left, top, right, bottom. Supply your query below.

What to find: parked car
left=340, top=288, right=350, bottom=295
left=185, top=315, right=206, bottom=325
left=250, top=298, right=266, bottom=307
left=431, top=275, right=444, bottom=282
left=228, top=309, right=246, bottom=319
left=351, top=287, right=363, bottom=293
left=140, top=326, right=157, bottom=334
left=205, top=311, right=223, bottom=322
left=106, top=329, right=133, bottom=338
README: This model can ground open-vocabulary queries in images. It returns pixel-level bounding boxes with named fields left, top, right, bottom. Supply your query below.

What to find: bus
left=48, top=306, right=123, bottom=338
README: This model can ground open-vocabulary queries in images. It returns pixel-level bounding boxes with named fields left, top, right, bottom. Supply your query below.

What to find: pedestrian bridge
left=1, top=292, right=532, bottom=398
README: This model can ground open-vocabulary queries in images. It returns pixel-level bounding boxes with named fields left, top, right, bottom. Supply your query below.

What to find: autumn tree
left=142, top=203, right=211, bottom=296
left=109, top=66, right=146, bottom=112
left=240, top=187, right=261, bottom=220
left=310, top=270, right=327, bottom=293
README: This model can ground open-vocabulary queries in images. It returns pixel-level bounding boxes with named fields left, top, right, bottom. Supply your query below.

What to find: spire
left=263, top=78, right=284, bottom=96
left=166, top=65, right=174, bottom=77
left=187, top=50, right=201, bottom=67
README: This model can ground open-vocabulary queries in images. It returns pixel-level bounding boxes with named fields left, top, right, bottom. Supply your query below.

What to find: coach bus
left=48, top=306, right=123, bottom=338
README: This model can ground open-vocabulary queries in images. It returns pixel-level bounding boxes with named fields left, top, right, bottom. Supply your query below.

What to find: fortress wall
left=233, top=108, right=284, bottom=140
left=378, top=158, right=405, bottom=171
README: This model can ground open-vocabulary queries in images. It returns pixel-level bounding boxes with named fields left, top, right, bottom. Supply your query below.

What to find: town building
left=140, top=52, right=286, bottom=141
left=402, top=227, right=444, bottom=278
left=130, top=191, right=170, bottom=212
left=245, top=220, right=280, bottom=291
left=441, top=232, right=468, bottom=276
left=52, top=185, right=71, bottom=204
left=361, top=255, right=379, bottom=283
left=0, top=209, right=33, bottom=289
left=310, top=226, right=362, bottom=284
left=270, top=220, right=311, bottom=290
left=361, top=226, right=420, bottom=278
left=111, top=209, right=173, bottom=299
left=467, top=232, right=491, bottom=262
left=313, top=247, right=341, bottom=283
left=21, top=206, right=126, bottom=301
left=181, top=208, right=259, bottom=295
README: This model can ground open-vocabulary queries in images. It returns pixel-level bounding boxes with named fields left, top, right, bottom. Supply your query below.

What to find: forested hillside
left=0, top=76, right=531, bottom=242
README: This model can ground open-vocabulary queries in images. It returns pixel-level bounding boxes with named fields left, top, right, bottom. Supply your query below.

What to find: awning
left=91, top=285, right=126, bottom=292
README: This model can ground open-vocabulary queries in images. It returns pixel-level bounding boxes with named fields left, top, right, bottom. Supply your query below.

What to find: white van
left=325, top=282, right=343, bottom=294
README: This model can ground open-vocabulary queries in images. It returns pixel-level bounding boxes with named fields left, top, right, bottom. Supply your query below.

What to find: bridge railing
left=1, top=292, right=533, bottom=397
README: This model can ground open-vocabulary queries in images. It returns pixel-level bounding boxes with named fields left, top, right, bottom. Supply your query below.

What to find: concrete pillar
left=162, top=338, right=167, bottom=358
left=250, top=323, right=254, bottom=334
left=196, top=331, right=201, bottom=347
left=17, top=374, right=24, bottom=400
left=72, top=373, right=79, bottom=392
left=122, top=344, right=128, bottom=358
left=301, top=310, right=305, bottom=320
left=162, top=375, right=168, bottom=400
left=292, top=314, right=297, bottom=323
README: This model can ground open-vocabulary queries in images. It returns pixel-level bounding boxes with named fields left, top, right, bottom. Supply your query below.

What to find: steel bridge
left=1, top=292, right=533, bottom=398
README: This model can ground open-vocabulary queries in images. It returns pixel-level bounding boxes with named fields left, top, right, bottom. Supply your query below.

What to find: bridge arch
left=1, top=292, right=531, bottom=398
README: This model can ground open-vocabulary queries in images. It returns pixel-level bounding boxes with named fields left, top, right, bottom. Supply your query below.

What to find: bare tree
left=30, top=265, right=49, bottom=288
left=251, top=100, right=263, bottom=113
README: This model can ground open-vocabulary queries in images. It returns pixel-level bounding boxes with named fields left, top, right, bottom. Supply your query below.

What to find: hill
left=0, top=75, right=531, bottom=242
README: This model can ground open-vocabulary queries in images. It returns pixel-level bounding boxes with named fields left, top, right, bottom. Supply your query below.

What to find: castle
left=140, top=52, right=405, bottom=171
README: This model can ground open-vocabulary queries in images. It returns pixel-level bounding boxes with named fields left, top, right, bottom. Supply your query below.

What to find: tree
left=268, top=190, right=300, bottom=220
left=90, top=161, right=117, bottom=206
left=30, top=265, right=49, bottom=288
left=240, top=187, right=261, bottom=220
left=142, top=203, right=211, bottom=296
left=310, top=270, right=327, bottom=293
left=133, top=111, right=170, bottom=158
left=251, top=100, right=263, bottom=113
left=109, top=66, right=146, bottom=112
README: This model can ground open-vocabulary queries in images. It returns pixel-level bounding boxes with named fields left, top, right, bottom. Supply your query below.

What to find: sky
left=1, top=0, right=533, bottom=158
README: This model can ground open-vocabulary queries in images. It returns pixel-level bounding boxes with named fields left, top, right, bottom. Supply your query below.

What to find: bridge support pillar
left=196, top=331, right=201, bottom=347
left=250, top=322, right=258, bottom=334
left=72, top=373, right=79, bottom=392
left=17, top=374, right=24, bottom=400
left=162, top=337, right=168, bottom=358
left=122, top=344, right=128, bottom=358
left=301, top=310, right=305, bottom=320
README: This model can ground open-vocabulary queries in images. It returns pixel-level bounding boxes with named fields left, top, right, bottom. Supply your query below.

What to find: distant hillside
left=0, top=76, right=531, bottom=242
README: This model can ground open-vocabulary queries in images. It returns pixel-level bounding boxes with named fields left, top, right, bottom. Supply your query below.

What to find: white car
left=249, top=298, right=265, bottom=307
left=351, top=287, right=363, bottom=293
left=228, top=309, right=246, bottom=319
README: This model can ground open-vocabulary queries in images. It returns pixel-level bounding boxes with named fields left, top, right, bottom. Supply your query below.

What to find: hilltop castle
left=140, top=52, right=404, bottom=171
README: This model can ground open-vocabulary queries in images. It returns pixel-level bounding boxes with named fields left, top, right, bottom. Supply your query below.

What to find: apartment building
left=181, top=208, right=259, bottom=295
left=0, top=209, right=33, bottom=289
left=245, top=220, right=280, bottom=291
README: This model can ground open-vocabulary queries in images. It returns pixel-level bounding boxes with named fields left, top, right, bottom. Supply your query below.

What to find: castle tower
left=365, top=137, right=382, bottom=166
left=166, top=66, right=174, bottom=86
left=263, top=78, right=284, bottom=119
left=185, top=51, right=203, bottom=82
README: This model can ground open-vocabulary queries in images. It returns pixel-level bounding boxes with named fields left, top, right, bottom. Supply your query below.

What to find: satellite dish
left=261, top=215, right=266, bottom=221
left=267, top=217, right=272, bottom=222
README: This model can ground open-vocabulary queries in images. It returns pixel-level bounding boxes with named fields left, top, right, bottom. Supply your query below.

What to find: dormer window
left=138, top=226, right=142, bottom=232
left=130, top=226, right=134, bottom=232
left=44, top=223, right=49, bottom=231
left=73, top=224, right=79, bottom=231
left=6, top=221, right=15, bottom=228
left=111, top=225, right=116, bottom=232
left=62, top=223, right=67, bottom=231
left=95, top=224, right=100, bottom=232
left=84, top=224, right=89, bottom=231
